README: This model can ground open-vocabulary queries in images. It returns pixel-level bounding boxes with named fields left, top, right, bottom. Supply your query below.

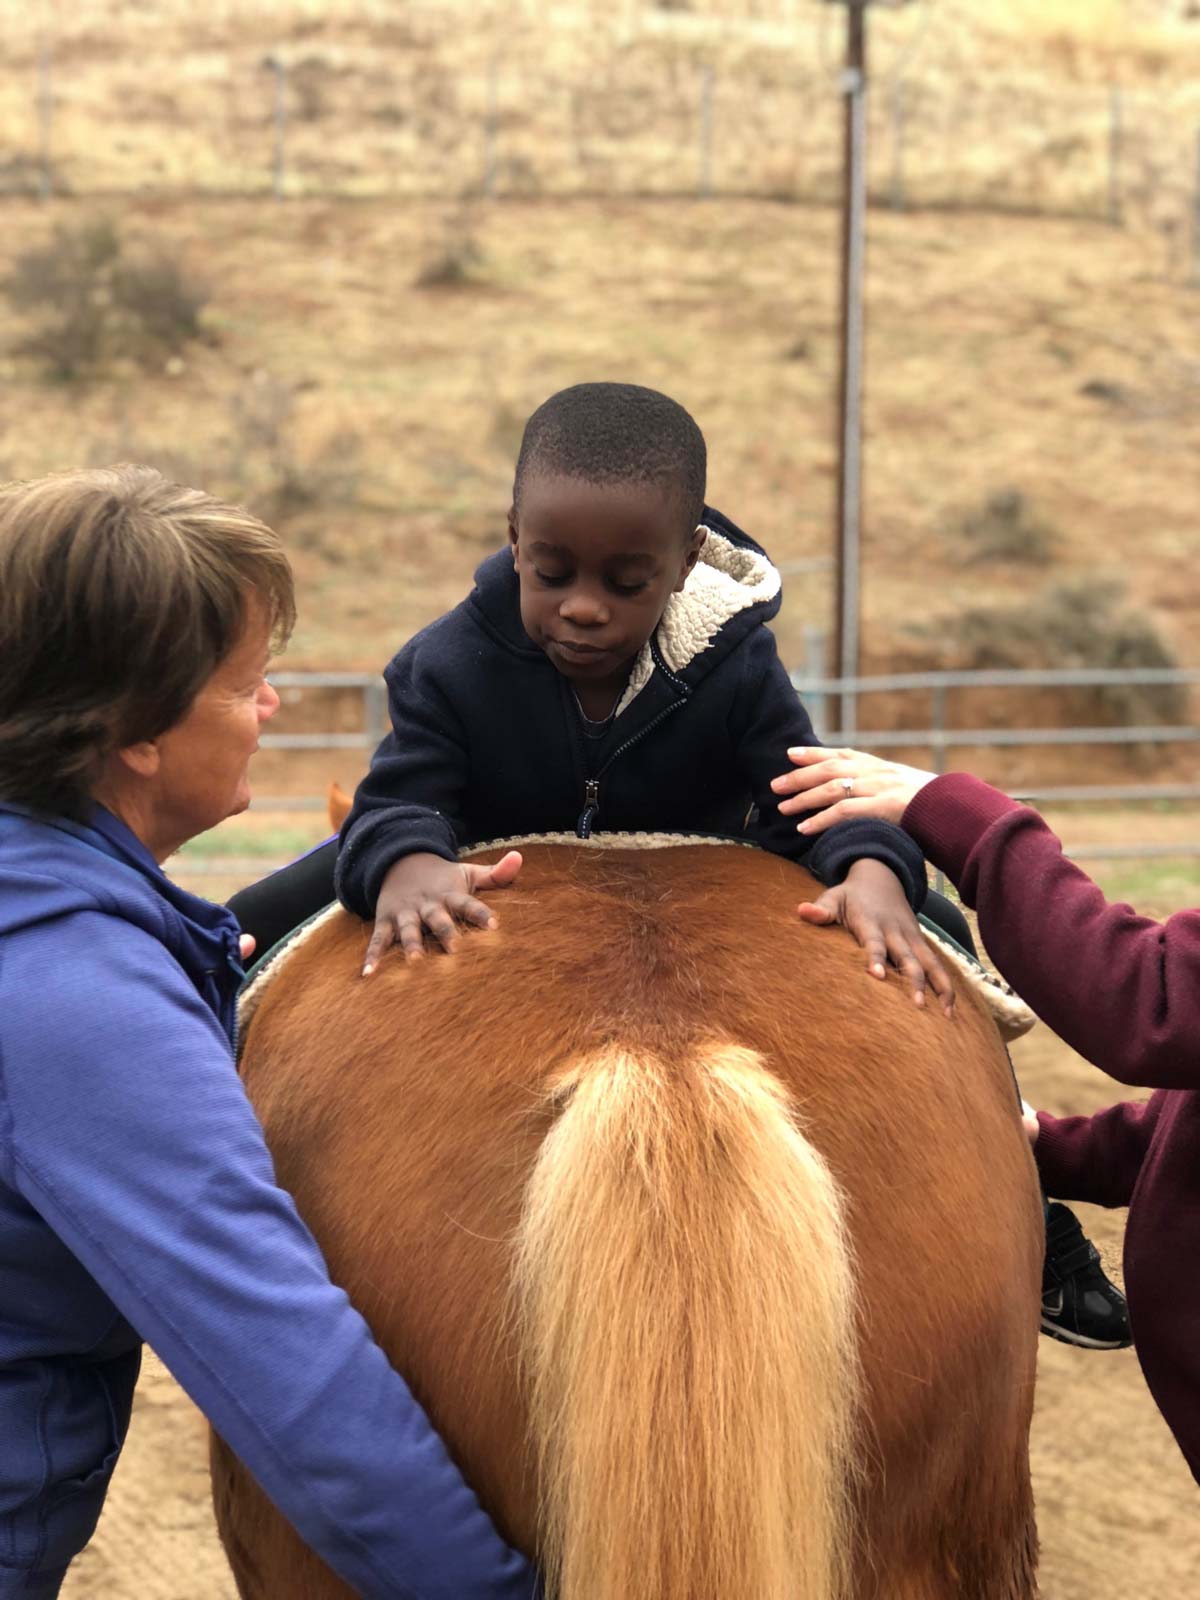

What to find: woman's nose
left=260, top=680, right=281, bottom=721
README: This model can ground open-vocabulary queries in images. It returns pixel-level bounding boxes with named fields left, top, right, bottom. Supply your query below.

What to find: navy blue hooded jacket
left=336, top=508, right=926, bottom=917
left=0, top=804, right=537, bottom=1599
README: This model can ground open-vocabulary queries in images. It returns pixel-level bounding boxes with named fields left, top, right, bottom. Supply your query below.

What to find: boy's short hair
left=512, top=383, right=706, bottom=534
left=0, top=464, right=295, bottom=820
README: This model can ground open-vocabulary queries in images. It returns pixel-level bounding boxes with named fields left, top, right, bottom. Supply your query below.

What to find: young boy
left=230, top=381, right=1129, bottom=1351
left=233, top=382, right=951, bottom=1001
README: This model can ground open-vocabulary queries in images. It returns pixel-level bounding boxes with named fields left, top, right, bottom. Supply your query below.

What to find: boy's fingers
left=445, top=892, right=498, bottom=930
left=887, top=937, right=928, bottom=1006
left=853, top=921, right=890, bottom=981
left=918, top=943, right=956, bottom=1014
left=238, top=933, right=256, bottom=962
left=795, top=899, right=837, bottom=925
left=465, top=849, right=523, bottom=892
left=362, top=918, right=396, bottom=977
left=397, top=914, right=426, bottom=962
left=420, top=902, right=460, bottom=953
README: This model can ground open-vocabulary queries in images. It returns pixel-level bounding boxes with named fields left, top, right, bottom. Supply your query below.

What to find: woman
left=0, top=467, right=536, bottom=1599
left=771, top=744, right=1200, bottom=1486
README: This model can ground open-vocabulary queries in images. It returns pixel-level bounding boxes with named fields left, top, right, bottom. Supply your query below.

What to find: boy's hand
left=796, top=858, right=955, bottom=1015
left=362, top=850, right=523, bottom=976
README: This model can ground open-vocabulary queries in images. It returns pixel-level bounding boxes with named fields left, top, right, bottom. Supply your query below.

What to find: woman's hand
left=1021, top=1100, right=1040, bottom=1147
left=797, top=858, right=955, bottom=1015
left=771, top=746, right=938, bottom=835
left=362, top=850, right=523, bottom=976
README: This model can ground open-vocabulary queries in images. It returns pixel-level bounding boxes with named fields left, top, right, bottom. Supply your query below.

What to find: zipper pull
left=577, top=778, right=600, bottom=838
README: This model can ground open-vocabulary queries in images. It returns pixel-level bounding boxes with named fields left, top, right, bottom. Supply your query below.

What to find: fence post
left=801, top=625, right=828, bottom=735
left=263, top=54, right=288, bottom=200
left=931, top=682, right=947, bottom=774
left=889, top=76, right=906, bottom=211
left=37, top=38, right=52, bottom=199
left=482, top=53, right=499, bottom=198
left=363, top=679, right=388, bottom=752
left=699, top=64, right=714, bottom=197
left=1107, top=83, right=1122, bottom=226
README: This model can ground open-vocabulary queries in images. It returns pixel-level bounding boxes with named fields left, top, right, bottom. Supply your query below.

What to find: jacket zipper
left=575, top=696, right=688, bottom=837
left=572, top=631, right=692, bottom=837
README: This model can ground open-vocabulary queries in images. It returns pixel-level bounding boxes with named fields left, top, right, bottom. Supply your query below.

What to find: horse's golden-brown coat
left=214, top=843, right=1041, bottom=1599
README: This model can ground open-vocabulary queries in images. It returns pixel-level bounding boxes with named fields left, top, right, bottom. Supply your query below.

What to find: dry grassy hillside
left=3, top=0, right=1200, bottom=214
left=1, top=196, right=1196, bottom=666
left=0, top=0, right=1196, bottom=776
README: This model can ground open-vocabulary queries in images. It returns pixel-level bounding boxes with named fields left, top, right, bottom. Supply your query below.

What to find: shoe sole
left=1039, top=1315, right=1132, bottom=1351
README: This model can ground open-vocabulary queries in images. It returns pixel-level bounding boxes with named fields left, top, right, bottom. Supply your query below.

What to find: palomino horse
left=213, top=836, right=1042, bottom=1600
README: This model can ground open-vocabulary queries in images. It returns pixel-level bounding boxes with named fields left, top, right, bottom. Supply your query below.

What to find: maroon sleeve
left=1033, top=1097, right=1163, bottom=1209
left=902, top=773, right=1200, bottom=1091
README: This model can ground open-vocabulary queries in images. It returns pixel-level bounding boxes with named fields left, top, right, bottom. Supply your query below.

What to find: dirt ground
left=57, top=1013, right=1198, bottom=1600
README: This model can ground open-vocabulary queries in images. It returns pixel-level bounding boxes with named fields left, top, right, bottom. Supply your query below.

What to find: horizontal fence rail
left=159, top=664, right=1200, bottom=880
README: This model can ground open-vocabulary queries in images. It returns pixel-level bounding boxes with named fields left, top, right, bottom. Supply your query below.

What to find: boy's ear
left=674, top=525, right=706, bottom=590
left=506, top=506, right=519, bottom=557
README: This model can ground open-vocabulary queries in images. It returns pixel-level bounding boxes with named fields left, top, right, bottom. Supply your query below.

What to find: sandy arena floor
left=59, top=1023, right=1198, bottom=1600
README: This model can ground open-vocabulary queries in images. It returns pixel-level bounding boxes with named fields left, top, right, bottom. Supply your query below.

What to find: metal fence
left=8, top=8, right=1200, bottom=266
left=193, top=663, right=1200, bottom=873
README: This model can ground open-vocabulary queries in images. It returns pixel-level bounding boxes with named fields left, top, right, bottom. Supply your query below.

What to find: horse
left=212, top=834, right=1042, bottom=1600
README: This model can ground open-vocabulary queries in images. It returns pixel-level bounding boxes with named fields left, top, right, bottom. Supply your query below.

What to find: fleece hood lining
left=616, top=526, right=780, bottom=715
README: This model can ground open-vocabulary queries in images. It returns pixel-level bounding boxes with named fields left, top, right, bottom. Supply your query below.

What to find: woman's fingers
left=1021, top=1100, right=1040, bottom=1146
left=777, top=775, right=868, bottom=816
left=793, top=798, right=861, bottom=836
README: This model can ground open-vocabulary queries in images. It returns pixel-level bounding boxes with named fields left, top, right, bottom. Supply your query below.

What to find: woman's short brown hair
left=0, top=464, right=295, bottom=820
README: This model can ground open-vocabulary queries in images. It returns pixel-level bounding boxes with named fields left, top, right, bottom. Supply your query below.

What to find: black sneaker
left=1041, top=1201, right=1132, bottom=1350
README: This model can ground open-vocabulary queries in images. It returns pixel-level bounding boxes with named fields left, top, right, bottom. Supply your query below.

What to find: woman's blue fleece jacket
left=335, top=507, right=927, bottom=916
left=0, top=804, right=537, bottom=1600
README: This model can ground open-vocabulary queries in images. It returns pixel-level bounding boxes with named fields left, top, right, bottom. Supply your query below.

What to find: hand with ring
left=769, top=746, right=938, bottom=836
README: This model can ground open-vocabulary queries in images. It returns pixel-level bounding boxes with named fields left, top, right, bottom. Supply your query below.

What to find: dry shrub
left=952, top=577, right=1186, bottom=724
left=227, top=372, right=363, bottom=534
left=5, top=218, right=208, bottom=381
left=414, top=211, right=486, bottom=289
left=958, top=488, right=1060, bottom=565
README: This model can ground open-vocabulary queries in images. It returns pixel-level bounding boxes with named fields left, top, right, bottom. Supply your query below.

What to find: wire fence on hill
left=5, top=12, right=1200, bottom=272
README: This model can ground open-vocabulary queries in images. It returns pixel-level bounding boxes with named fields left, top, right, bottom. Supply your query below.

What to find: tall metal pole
left=833, top=0, right=868, bottom=736
left=37, top=38, right=53, bottom=199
